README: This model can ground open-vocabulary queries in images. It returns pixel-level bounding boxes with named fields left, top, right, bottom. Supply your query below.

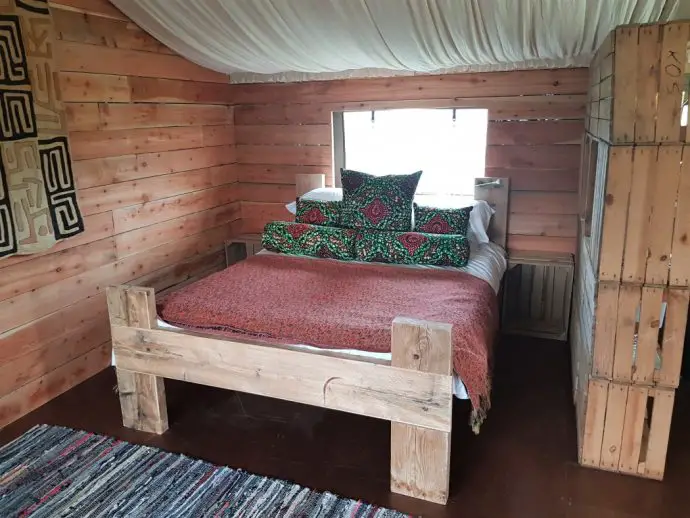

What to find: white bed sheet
left=258, top=241, right=507, bottom=295
left=151, top=242, right=507, bottom=401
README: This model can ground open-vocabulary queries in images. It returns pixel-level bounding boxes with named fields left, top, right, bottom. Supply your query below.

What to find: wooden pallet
left=579, top=380, right=675, bottom=480
left=591, top=283, right=689, bottom=388
left=503, top=252, right=574, bottom=341
left=598, top=144, right=690, bottom=287
left=588, top=21, right=690, bottom=144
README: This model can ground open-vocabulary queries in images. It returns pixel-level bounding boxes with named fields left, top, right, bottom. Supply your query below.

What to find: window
left=333, top=108, right=488, bottom=195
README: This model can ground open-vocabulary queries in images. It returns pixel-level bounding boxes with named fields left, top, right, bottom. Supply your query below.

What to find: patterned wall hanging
left=0, top=0, right=84, bottom=259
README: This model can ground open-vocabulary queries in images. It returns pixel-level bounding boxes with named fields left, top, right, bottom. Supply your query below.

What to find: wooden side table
left=224, top=234, right=262, bottom=266
left=502, top=251, right=575, bottom=341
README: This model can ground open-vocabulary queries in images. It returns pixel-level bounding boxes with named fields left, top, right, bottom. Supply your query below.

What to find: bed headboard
left=474, top=177, right=510, bottom=249
left=294, top=173, right=510, bottom=248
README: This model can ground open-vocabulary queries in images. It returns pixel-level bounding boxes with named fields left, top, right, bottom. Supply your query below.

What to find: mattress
left=152, top=242, right=507, bottom=401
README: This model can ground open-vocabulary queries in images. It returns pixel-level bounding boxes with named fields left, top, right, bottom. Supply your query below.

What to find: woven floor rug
left=0, top=425, right=410, bottom=517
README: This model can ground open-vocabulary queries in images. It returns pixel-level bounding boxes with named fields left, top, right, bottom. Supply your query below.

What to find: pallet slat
left=633, top=287, right=664, bottom=385
left=670, top=147, right=690, bottom=286
left=598, top=147, right=633, bottom=281
left=621, top=147, right=655, bottom=283
left=592, top=282, right=620, bottom=379
left=634, top=25, right=660, bottom=143
left=578, top=381, right=677, bottom=480
left=656, top=23, right=689, bottom=142
left=600, top=383, right=629, bottom=470
left=612, top=27, right=639, bottom=143
left=644, top=146, right=682, bottom=285
left=618, top=386, right=648, bottom=474
left=657, top=289, right=690, bottom=387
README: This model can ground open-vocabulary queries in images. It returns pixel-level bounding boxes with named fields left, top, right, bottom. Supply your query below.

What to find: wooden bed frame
left=107, top=176, right=509, bottom=505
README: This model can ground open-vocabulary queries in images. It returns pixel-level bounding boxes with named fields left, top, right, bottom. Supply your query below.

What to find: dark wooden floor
left=1, top=336, right=689, bottom=517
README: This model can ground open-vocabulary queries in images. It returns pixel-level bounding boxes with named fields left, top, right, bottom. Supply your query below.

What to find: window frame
left=332, top=108, right=487, bottom=194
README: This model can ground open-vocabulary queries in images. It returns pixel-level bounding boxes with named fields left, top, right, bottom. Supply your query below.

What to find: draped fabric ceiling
left=112, top=0, right=685, bottom=83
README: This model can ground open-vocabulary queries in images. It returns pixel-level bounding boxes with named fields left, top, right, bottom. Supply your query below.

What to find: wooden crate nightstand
left=502, top=251, right=575, bottom=341
left=224, top=234, right=262, bottom=266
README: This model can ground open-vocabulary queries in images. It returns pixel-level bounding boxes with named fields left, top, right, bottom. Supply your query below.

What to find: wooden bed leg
left=116, top=369, right=168, bottom=434
left=390, top=317, right=453, bottom=505
left=107, top=285, right=169, bottom=434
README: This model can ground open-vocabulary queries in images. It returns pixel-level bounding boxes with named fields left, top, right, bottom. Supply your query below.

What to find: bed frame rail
left=107, top=285, right=455, bottom=504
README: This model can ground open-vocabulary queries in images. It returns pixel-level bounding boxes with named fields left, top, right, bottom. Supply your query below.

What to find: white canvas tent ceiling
left=112, top=0, right=686, bottom=83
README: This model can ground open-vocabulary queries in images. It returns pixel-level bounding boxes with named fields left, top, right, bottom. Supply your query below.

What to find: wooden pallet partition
left=589, top=21, right=690, bottom=144
left=598, top=144, right=689, bottom=286
left=580, top=380, right=675, bottom=480
left=590, top=283, right=689, bottom=388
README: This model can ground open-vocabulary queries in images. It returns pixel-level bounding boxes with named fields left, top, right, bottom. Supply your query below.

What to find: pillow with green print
left=354, top=229, right=469, bottom=267
left=340, top=169, right=422, bottom=231
left=295, top=198, right=342, bottom=227
left=262, top=221, right=356, bottom=261
left=413, top=204, right=473, bottom=235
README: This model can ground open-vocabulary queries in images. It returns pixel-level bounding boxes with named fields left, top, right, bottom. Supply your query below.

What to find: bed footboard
left=106, top=285, right=454, bottom=504
left=107, top=286, right=169, bottom=434
left=391, top=317, right=453, bottom=504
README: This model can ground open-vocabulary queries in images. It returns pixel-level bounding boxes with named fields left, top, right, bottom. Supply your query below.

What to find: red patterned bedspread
left=159, top=253, right=498, bottom=418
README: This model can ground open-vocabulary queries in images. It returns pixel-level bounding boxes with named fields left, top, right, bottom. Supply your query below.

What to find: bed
left=107, top=176, right=509, bottom=505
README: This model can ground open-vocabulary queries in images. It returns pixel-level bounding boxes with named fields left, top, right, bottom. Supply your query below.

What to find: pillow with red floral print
left=295, top=199, right=342, bottom=227
left=340, top=169, right=422, bottom=231
left=414, top=204, right=472, bottom=235
left=354, top=229, right=469, bottom=267
left=262, top=221, right=356, bottom=260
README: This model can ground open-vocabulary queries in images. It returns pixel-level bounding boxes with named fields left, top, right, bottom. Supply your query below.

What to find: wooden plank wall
left=0, top=0, right=239, bottom=426
left=231, top=68, right=588, bottom=254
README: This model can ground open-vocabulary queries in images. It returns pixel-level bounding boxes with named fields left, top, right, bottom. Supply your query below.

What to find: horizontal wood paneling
left=49, top=0, right=128, bottom=20
left=510, top=192, right=579, bottom=215
left=234, top=95, right=587, bottom=125
left=59, top=71, right=132, bottom=102
left=114, top=204, right=241, bottom=258
left=237, top=165, right=329, bottom=184
left=0, top=212, right=114, bottom=269
left=228, top=68, right=589, bottom=105
left=241, top=202, right=293, bottom=234
left=0, top=3, right=238, bottom=427
left=77, top=167, right=232, bottom=215
left=130, top=77, right=234, bottom=104
left=491, top=168, right=579, bottom=192
left=237, top=145, right=331, bottom=166
left=487, top=120, right=584, bottom=145
left=507, top=235, right=577, bottom=254
left=66, top=103, right=232, bottom=131
left=58, top=73, right=237, bottom=104
left=485, top=145, right=581, bottom=170
left=56, top=41, right=228, bottom=83
left=236, top=125, right=331, bottom=146
left=0, top=342, right=111, bottom=427
left=239, top=183, right=296, bottom=204
left=509, top=213, right=578, bottom=238
left=69, top=126, right=205, bottom=160
left=53, top=8, right=173, bottom=54
left=234, top=68, right=585, bottom=253
left=234, top=120, right=582, bottom=147
left=113, top=185, right=239, bottom=234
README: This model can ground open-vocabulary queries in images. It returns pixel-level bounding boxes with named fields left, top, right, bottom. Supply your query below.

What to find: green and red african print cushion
left=262, top=221, right=356, bottom=260
left=340, top=169, right=422, bottom=231
left=414, top=204, right=472, bottom=235
left=295, top=199, right=342, bottom=227
left=354, top=230, right=470, bottom=267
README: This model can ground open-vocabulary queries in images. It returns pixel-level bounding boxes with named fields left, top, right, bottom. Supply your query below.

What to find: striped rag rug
left=0, top=425, right=410, bottom=517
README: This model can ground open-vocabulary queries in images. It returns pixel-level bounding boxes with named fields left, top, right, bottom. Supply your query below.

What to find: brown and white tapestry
left=0, top=0, right=83, bottom=259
